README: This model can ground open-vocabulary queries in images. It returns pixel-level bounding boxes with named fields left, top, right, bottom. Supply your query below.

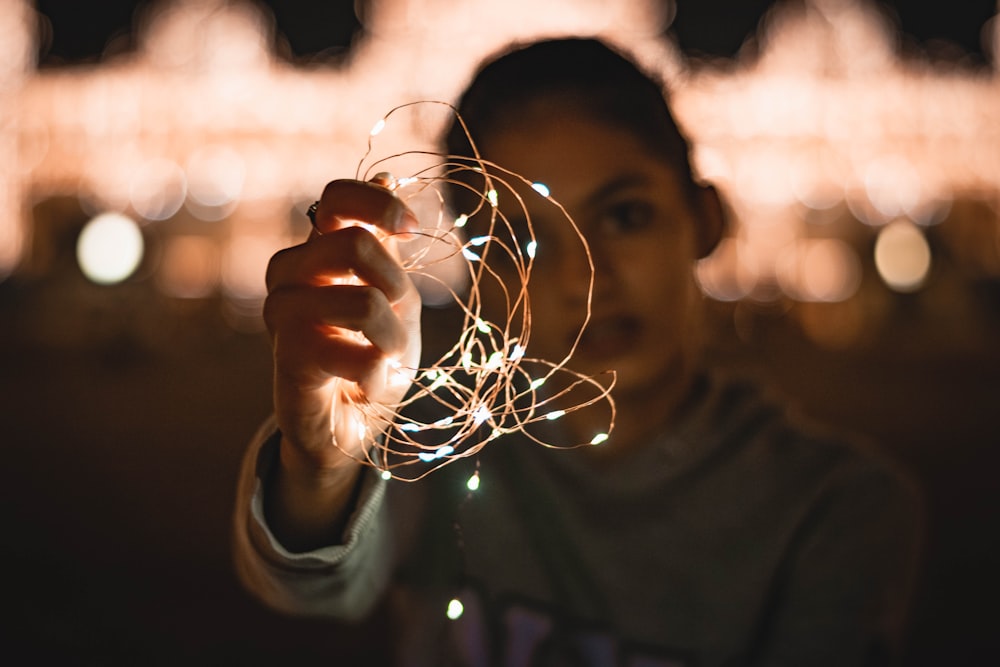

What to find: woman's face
left=475, top=106, right=707, bottom=400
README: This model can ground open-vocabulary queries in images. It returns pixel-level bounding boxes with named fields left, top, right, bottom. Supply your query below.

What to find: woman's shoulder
left=696, top=369, right=921, bottom=507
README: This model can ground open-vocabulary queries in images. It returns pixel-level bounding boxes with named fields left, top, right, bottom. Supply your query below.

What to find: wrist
left=266, top=434, right=365, bottom=551
left=278, top=433, right=361, bottom=487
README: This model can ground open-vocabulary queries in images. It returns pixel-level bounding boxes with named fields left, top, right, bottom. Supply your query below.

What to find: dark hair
left=444, top=38, right=698, bottom=197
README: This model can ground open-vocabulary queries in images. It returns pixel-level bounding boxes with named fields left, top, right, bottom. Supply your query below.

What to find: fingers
left=266, top=178, right=423, bottom=455
left=266, top=226, right=410, bottom=303
left=264, top=222, right=422, bottom=403
left=273, top=324, right=389, bottom=391
left=270, top=325, right=385, bottom=456
left=264, top=283, right=409, bottom=357
left=313, top=179, right=419, bottom=236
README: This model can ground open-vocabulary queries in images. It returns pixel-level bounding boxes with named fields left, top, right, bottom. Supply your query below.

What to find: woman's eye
left=600, top=201, right=654, bottom=234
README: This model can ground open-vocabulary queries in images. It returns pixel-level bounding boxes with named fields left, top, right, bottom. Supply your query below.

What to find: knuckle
left=320, top=179, right=365, bottom=210
left=320, top=179, right=346, bottom=200
left=264, top=246, right=292, bottom=291
left=354, top=284, right=385, bottom=319
left=342, top=225, right=379, bottom=257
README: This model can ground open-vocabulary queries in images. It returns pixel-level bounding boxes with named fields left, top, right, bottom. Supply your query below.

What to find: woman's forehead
left=480, top=113, right=685, bottom=207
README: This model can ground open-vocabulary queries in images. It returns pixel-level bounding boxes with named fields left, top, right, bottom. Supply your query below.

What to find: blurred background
left=1, top=0, right=998, bottom=663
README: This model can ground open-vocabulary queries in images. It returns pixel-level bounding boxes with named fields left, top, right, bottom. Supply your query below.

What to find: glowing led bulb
left=388, top=358, right=410, bottom=387
left=446, top=598, right=464, bottom=620
left=466, top=471, right=480, bottom=491
left=590, top=433, right=609, bottom=445
left=485, top=351, right=504, bottom=371
left=472, top=404, right=492, bottom=426
left=428, top=373, right=449, bottom=391
left=419, top=445, right=455, bottom=462
left=318, top=101, right=617, bottom=481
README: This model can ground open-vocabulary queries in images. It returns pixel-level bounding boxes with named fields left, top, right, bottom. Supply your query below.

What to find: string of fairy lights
left=297, top=102, right=622, bottom=620
left=309, top=102, right=616, bottom=483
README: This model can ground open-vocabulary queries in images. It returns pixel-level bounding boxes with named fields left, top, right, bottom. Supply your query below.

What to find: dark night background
left=4, top=1, right=999, bottom=665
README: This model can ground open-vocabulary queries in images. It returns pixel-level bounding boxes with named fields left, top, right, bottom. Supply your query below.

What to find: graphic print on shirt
left=449, top=586, right=693, bottom=667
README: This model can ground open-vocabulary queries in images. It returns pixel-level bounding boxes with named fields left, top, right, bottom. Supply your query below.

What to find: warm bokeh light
left=186, top=145, right=246, bottom=209
left=874, top=219, right=933, bottom=292
left=695, top=237, right=758, bottom=302
left=864, top=155, right=923, bottom=221
left=0, top=0, right=34, bottom=280
left=221, top=233, right=280, bottom=301
left=0, top=0, right=997, bottom=339
left=130, top=157, right=187, bottom=222
left=776, top=238, right=862, bottom=302
left=675, top=0, right=1000, bottom=319
left=157, top=234, right=220, bottom=298
left=76, top=212, right=145, bottom=285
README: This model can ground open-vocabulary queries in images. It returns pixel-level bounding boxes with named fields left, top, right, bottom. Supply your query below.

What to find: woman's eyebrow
left=497, top=174, right=652, bottom=235
left=581, top=173, right=652, bottom=209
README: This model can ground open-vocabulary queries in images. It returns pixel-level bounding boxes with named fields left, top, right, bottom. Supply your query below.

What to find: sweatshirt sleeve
left=756, top=454, right=924, bottom=667
left=231, top=417, right=394, bottom=621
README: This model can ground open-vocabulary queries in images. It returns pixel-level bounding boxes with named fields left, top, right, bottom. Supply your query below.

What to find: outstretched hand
left=261, top=179, right=421, bottom=550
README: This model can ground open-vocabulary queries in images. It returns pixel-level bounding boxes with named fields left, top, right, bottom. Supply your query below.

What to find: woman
left=234, top=38, right=920, bottom=666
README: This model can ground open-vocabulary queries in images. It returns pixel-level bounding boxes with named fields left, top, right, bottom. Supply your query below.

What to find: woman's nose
left=545, top=237, right=616, bottom=301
